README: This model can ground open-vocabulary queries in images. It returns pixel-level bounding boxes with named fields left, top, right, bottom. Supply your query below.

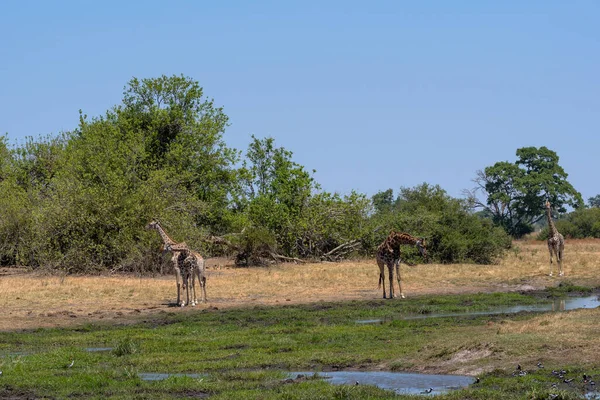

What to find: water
left=291, top=371, right=474, bottom=395
left=138, top=372, right=205, bottom=381
left=356, top=296, right=599, bottom=324
left=84, top=347, right=113, bottom=352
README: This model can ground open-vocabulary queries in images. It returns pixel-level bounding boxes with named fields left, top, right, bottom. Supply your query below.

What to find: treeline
left=1, top=75, right=510, bottom=272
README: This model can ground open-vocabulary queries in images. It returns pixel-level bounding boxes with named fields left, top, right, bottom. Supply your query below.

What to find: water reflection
left=84, top=347, right=113, bottom=352
left=290, top=371, right=474, bottom=395
left=356, top=296, right=599, bottom=324
left=138, top=372, right=204, bottom=381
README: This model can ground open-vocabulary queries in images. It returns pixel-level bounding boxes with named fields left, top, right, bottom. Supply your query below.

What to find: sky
left=1, top=1, right=598, bottom=203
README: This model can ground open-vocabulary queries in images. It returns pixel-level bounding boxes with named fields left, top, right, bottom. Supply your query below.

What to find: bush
left=368, top=185, right=511, bottom=264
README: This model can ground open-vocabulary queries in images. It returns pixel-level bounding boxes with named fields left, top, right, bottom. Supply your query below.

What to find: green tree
left=469, top=146, right=583, bottom=237
left=589, top=195, right=600, bottom=208
left=371, top=189, right=394, bottom=214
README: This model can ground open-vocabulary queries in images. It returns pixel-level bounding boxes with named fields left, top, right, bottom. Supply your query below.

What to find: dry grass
left=2, top=239, right=600, bottom=331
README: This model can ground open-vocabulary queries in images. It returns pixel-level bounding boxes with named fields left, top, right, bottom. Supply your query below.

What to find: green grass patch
left=0, top=290, right=598, bottom=399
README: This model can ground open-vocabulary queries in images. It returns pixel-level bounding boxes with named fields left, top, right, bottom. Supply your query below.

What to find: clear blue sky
left=1, top=1, right=598, bottom=202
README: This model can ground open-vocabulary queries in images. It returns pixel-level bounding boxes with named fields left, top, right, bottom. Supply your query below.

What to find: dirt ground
left=1, top=239, right=599, bottom=331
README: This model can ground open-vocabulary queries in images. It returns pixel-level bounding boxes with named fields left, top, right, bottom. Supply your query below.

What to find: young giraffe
left=545, top=201, right=565, bottom=277
left=376, top=231, right=428, bottom=299
left=146, top=220, right=199, bottom=306
left=180, top=249, right=207, bottom=305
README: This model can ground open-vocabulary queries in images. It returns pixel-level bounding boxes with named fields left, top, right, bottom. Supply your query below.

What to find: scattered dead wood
left=269, top=252, right=306, bottom=264
left=321, top=239, right=362, bottom=261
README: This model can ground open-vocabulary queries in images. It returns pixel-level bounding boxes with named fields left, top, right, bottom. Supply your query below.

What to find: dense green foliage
left=538, top=207, right=600, bottom=240
left=369, top=184, right=511, bottom=264
left=0, top=291, right=594, bottom=399
left=2, top=75, right=594, bottom=271
left=470, top=147, right=583, bottom=237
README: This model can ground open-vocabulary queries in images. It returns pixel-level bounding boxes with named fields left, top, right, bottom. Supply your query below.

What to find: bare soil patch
left=1, top=239, right=599, bottom=331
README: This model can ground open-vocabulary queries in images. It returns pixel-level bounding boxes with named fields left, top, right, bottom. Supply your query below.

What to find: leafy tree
left=589, top=195, right=600, bottom=208
left=371, top=189, right=394, bottom=214
left=469, top=146, right=583, bottom=237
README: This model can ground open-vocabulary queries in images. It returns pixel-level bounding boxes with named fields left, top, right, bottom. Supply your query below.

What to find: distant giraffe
left=146, top=220, right=203, bottom=306
left=545, top=201, right=565, bottom=277
left=376, top=231, right=428, bottom=299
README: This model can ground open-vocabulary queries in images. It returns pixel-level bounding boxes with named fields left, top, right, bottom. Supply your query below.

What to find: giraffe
left=376, top=231, right=428, bottom=299
left=146, top=220, right=197, bottom=307
left=180, top=249, right=207, bottom=305
left=545, top=200, right=565, bottom=277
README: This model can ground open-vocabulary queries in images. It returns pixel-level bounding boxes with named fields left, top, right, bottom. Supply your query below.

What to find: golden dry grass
left=1, top=239, right=600, bottom=331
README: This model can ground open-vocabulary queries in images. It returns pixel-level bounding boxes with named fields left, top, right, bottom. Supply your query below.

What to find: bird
left=422, top=388, right=433, bottom=394
left=517, top=364, right=522, bottom=371
left=354, top=381, right=359, bottom=386
left=475, top=377, right=480, bottom=384
left=564, top=378, right=573, bottom=383
left=67, top=360, right=74, bottom=368
left=537, top=362, right=544, bottom=369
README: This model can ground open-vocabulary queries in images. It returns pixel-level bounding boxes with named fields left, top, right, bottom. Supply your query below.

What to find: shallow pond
left=357, top=295, right=599, bottom=324
left=138, top=372, right=205, bottom=381
left=291, top=371, right=475, bottom=395
left=84, top=347, right=113, bottom=352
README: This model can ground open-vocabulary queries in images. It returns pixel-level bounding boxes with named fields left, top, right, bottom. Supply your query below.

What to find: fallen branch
left=269, top=252, right=307, bottom=264
left=322, top=239, right=361, bottom=261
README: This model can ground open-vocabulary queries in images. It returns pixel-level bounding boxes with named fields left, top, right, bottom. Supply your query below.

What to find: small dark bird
left=583, top=374, right=588, bottom=383
left=475, top=377, right=480, bottom=384
left=560, top=370, right=567, bottom=375
left=551, top=383, right=557, bottom=388
left=355, top=381, right=359, bottom=386
left=591, top=381, right=596, bottom=386
left=517, top=364, right=522, bottom=371
left=564, top=378, right=573, bottom=383
left=537, top=362, right=544, bottom=368
left=424, top=388, right=433, bottom=394
left=552, top=370, right=559, bottom=375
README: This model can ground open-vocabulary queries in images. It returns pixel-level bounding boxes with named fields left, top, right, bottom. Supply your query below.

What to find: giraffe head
left=415, top=238, right=428, bottom=261
left=146, top=219, right=160, bottom=230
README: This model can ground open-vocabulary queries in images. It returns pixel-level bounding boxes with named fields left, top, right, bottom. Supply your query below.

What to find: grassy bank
left=1, top=289, right=599, bottom=399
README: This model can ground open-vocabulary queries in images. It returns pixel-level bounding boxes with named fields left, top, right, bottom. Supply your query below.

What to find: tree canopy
left=469, top=146, right=583, bottom=237
left=0, top=76, right=590, bottom=271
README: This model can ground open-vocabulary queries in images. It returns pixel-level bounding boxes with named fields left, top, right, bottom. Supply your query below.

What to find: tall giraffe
left=545, top=201, right=565, bottom=277
left=376, top=231, right=428, bottom=299
left=146, top=220, right=201, bottom=306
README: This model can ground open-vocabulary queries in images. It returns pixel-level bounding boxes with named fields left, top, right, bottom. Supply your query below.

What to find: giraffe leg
left=174, top=265, right=184, bottom=307
left=388, top=263, right=395, bottom=299
left=377, top=257, right=387, bottom=298
left=395, top=260, right=405, bottom=299
left=558, top=244, right=564, bottom=277
left=190, top=267, right=197, bottom=306
left=197, top=259, right=206, bottom=303
left=548, top=244, right=554, bottom=277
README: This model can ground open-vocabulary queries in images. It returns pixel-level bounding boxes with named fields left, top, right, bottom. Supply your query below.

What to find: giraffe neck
left=387, top=232, right=419, bottom=249
left=546, top=206, right=558, bottom=237
left=155, top=223, right=178, bottom=246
